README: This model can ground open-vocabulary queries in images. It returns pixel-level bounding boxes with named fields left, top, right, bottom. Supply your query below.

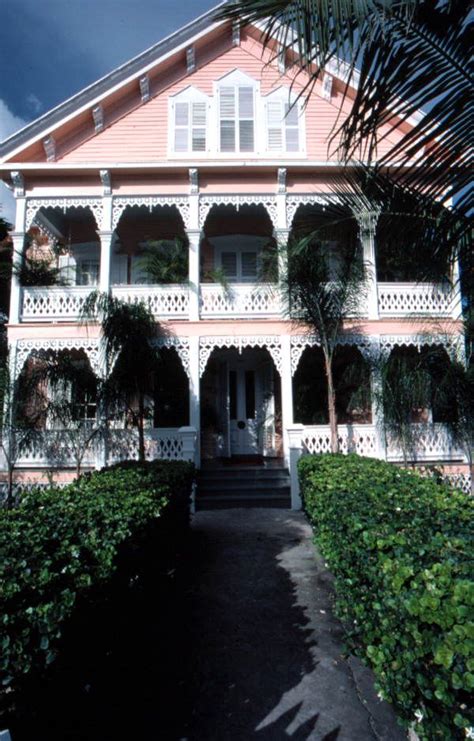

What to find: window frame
left=168, top=86, right=210, bottom=157
left=264, top=87, right=305, bottom=155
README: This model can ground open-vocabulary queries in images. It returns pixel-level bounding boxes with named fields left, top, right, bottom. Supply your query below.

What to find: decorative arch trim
left=199, top=195, right=278, bottom=230
left=112, top=196, right=191, bottom=230
left=14, top=338, right=102, bottom=381
left=154, top=337, right=190, bottom=379
left=25, top=198, right=104, bottom=231
left=199, top=335, right=282, bottom=377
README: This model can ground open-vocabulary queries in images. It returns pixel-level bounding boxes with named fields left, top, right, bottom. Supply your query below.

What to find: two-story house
left=0, top=3, right=470, bottom=502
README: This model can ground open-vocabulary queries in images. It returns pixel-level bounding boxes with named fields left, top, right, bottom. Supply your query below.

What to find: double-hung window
left=219, top=85, right=255, bottom=152
left=219, top=249, right=258, bottom=281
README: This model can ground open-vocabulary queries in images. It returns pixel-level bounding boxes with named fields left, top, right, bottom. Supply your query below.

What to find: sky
left=0, top=0, right=218, bottom=222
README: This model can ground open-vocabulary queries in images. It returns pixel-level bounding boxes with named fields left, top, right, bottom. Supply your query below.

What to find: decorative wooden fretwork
left=25, top=198, right=104, bottom=231
left=111, top=196, right=191, bottom=229
left=199, top=195, right=279, bottom=229
left=199, top=335, right=283, bottom=377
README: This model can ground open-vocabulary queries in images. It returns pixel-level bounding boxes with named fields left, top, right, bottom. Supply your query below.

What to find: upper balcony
left=15, top=197, right=461, bottom=324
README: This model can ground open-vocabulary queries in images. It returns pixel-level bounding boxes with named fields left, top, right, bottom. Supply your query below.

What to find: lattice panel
left=113, top=285, right=190, bottom=318
left=17, top=431, right=97, bottom=467
left=442, top=472, right=472, bottom=494
left=22, top=287, right=91, bottom=321
left=302, top=425, right=377, bottom=457
left=386, top=424, right=467, bottom=462
left=107, top=429, right=183, bottom=462
left=378, top=284, right=454, bottom=317
left=200, top=284, right=281, bottom=318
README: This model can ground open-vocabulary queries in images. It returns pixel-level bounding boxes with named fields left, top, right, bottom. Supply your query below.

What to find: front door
left=228, top=362, right=260, bottom=455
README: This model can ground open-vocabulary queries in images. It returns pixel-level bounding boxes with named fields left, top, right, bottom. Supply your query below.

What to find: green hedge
left=0, top=460, right=194, bottom=713
left=299, top=454, right=473, bottom=739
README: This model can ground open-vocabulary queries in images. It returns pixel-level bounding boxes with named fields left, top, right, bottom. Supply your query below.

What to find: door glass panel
left=245, top=370, right=256, bottom=419
left=229, top=370, right=237, bottom=420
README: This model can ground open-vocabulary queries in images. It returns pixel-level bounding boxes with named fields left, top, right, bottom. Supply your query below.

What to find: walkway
left=177, top=509, right=406, bottom=740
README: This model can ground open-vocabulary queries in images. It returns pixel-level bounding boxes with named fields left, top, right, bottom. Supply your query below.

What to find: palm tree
left=81, top=291, right=163, bottom=461
left=283, top=209, right=367, bottom=452
left=220, top=1, right=471, bottom=304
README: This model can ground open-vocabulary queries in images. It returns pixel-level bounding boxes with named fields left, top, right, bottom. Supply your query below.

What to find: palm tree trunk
left=137, top=394, right=145, bottom=462
left=7, top=465, right=14, bottom=509
left=324, top=353, right=339, bottom=453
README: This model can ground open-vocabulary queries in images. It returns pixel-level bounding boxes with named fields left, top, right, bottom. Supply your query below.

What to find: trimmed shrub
left=299, top=454, right=473, bottom=739
left=0, top=460, right=194, bottom=715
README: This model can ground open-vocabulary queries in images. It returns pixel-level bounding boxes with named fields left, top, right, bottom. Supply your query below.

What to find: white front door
left=228, top=362, right=260, bottom=455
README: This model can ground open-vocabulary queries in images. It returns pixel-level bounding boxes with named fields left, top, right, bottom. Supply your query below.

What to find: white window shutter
left=267, top=101, right=283, bottom=151
left=285, top=102, right=300, bottom=151
left=174, top=101, right=189, bottom=152
left=238, top=87, right=254, bottom=151
left=191, top=101, right=207, bottom=151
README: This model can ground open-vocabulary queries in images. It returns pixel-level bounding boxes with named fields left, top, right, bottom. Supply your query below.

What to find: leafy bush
left=0, top=460, right=194, bottom=714
left=299, top=454, right=473, bottom=739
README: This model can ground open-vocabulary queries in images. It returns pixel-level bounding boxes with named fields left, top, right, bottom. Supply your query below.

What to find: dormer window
left=265, top=88, right=303, bottom=153
left=219, top=85, right=255, bottom=152
left=170, top=86, right=209, bottom=153
left=216, top=70, right=258, bottom=153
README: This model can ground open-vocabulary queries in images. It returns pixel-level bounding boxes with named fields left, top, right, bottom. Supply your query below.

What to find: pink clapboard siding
left=54, top=34, right=407, bottom=165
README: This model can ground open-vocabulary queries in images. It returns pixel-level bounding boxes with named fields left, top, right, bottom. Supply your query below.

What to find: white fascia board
left=0, top=160, right=351, bottom=174
left=0, top=5, right=228, bottom=164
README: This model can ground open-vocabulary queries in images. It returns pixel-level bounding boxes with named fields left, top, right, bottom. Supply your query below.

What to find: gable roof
left=0, top=2, right=229, bottom=161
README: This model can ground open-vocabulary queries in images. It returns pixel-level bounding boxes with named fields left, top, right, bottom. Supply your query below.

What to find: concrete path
left=179, top=508, right=406, bottom=741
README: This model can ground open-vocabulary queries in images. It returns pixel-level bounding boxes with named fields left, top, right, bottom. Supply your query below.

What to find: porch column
left=280, top=334, right=294, bottom=464
left=370, top=363, right=387, bottom=460
left=9, top=195, right=27, bottom=324
left=187, top=230, right=201, bottom=321
left=9, top=232, right=25, bottom=324
left=356, top=209, right=379, bottom=320
left=287, top=424, right=304, bottom=510
left=188, top=335, right=201, bottom=466
left=98, top=231, right=113, bottom=293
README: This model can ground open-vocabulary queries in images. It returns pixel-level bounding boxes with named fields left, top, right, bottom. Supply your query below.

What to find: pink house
left=0, top=4, right=469, bottom=502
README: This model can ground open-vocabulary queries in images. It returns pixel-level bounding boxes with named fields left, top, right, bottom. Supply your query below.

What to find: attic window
left=174, top=101, right=207, bottom=151
left=265, top=91, right=302, bottom=152
left=219, top=85, right=255, bottom=152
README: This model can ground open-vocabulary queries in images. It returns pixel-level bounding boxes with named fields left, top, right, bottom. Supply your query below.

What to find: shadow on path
left=9, top=509, right=404, bottom=741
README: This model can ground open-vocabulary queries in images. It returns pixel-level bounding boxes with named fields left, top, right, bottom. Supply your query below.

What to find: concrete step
left=196, top=466, right=291, bottom=510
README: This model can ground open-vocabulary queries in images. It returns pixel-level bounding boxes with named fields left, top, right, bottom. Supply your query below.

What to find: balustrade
left=378, top=283, right=456, bottom=317
left=200, top=283, right=281, bottom=318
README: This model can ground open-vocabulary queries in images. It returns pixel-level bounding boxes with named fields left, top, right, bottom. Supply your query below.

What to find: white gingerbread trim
left=25, top=197, right=104, bottom=231
left=379, top=334, right=462, bottom=360
left=199, top=195, right=279, bottom=230
left=14, top=338, right=102, bottom=381
left=290, top=334, right=377, bottom=374
left=199, top=335, right=283, bottom=377
left=154, top=336, right=190, bottom=379
left=286, top=194, right=339, bottom=229
left=112, top=195, right=191, bottom=230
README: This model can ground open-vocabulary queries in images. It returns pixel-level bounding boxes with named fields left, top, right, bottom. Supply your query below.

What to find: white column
left=287, top=424, right=304, bottom=510
left=98, top=231, right=113, bottom=293
left=9, top=232, right=25, bottom=324
left=187, top=230, right=201, bottom=321
left=280, top=334, right=294, bottom=464
left=370, top=362, right=387, bottom=460
left=357, top=210, right=379, bottom=320
left=9, top=197, right=26, bottom=324
left=188, top=335, right=200, bottom=467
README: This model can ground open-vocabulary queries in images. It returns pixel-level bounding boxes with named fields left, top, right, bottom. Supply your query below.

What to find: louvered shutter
left=285, top=103, right=299, bottom=151
left=220, top=87, right=236, bottom=151
left=241, top=251, right=257, bottom=279
left=238, top=87, right=254, bottom=152
left=191, top=102, right=207, bottom=151
left=267, top=100, right=283, bottom=151
left=221, top=251, right=237, bottom=278
left=110, top=254, right=127, bottom=285
left=174, top=101, right=189, bottom=152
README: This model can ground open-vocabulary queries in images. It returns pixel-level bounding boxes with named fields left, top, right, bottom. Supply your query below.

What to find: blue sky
left=0, top=0, right=218, bottom=220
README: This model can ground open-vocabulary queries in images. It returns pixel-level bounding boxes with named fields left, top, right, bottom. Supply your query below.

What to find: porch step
left=196, top=466, right=291, bottom=510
